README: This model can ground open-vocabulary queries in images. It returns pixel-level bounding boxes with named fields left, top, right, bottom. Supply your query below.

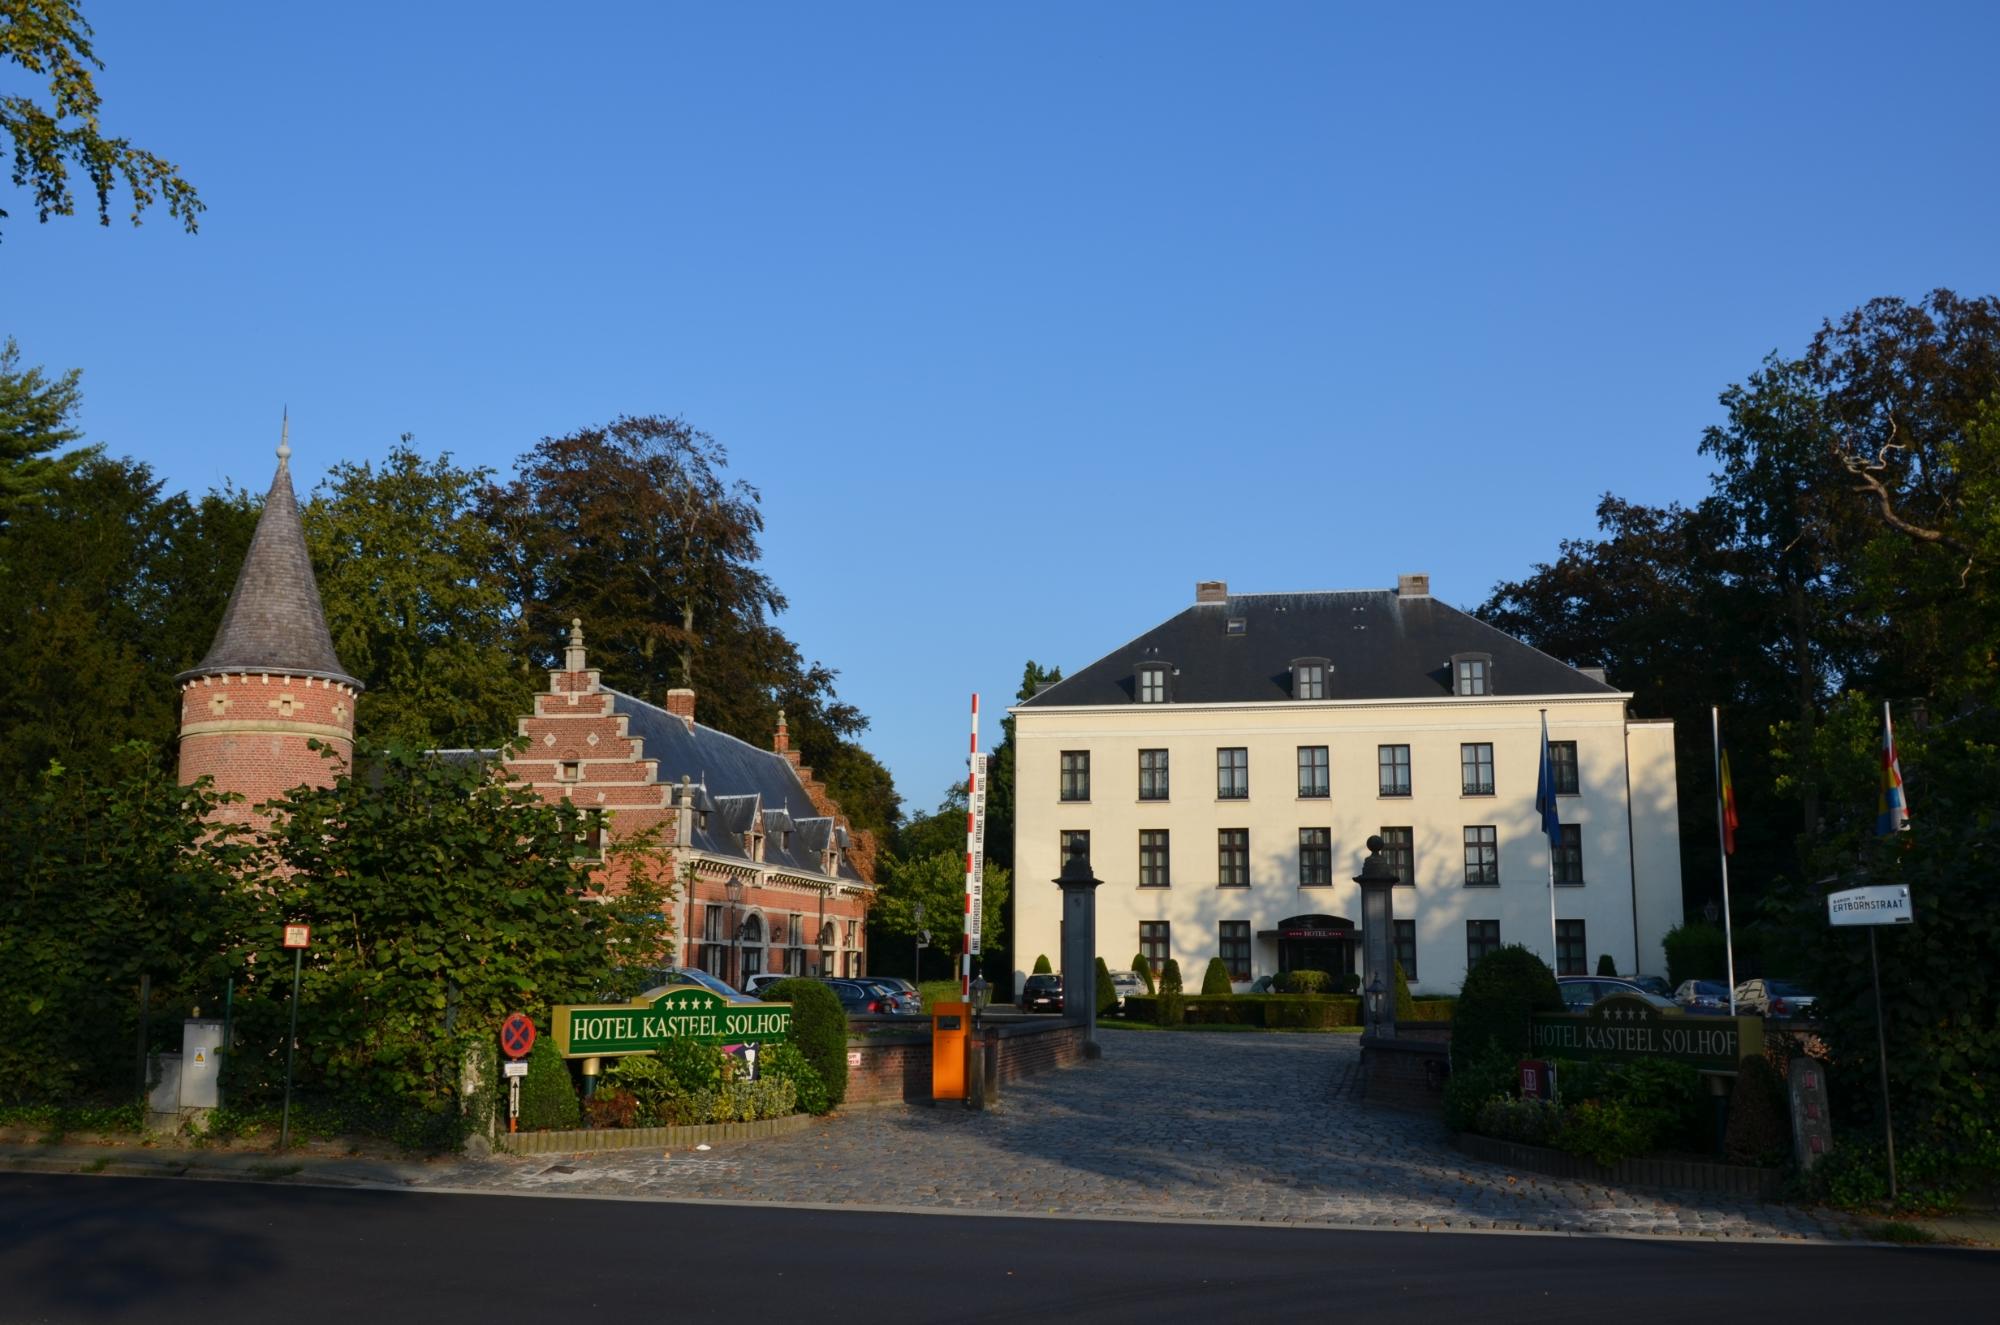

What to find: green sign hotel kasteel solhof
left=552, top=986, right=793, bottom=1059
left=1530, top=995, right=1764, bottom=1073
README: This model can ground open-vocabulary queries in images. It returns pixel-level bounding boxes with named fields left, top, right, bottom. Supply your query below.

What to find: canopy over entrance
left=1259, top=914, right=1355, bottom=982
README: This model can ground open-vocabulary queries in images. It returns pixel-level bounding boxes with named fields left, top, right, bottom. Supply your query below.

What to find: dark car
left=1557, top=976, right=1677, bottom=1011
left=1674, top=979, right=1734, bottom=1014
left=1021, top=972, right=1063, bottom=1013
left=820, top=978, right=901, bottom=1015
left=1735, top=978, right=1818, bottom=1019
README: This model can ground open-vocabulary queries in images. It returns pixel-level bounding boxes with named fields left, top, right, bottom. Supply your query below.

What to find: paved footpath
left=431, top=1031, right=1856, bottom=1241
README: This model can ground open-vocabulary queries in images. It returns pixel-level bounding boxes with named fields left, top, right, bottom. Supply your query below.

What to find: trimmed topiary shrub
left=1154, top=992, right=1185, bottom=1027
left=1132, top=954, right=1155, bottom=994
left=1123, top=995, right=1159, bottom=1023
left=1725, top=1055, right=1791, bottom=1164
left=1596, top=953, right=1618, bottom=977
left=1159, top=958, right=1184, bottom=995
left=1201, top=957, right=1233, bottom=995
left=1276, top=969, right=1330, bottom=995
left=1393, top=962, right=1416, bottom=1019
left=1407, top=996, right=1457, bottom=1021
left=1450, top=945, right=1561, bottom=1073
left=1033, top=954, right=1053, bottom=974
left=517, top=1037, right=580, bottom=1132
left=1094, top=957, right=1118, bottom=1016
left=764, top=978, right=848, bottom=1112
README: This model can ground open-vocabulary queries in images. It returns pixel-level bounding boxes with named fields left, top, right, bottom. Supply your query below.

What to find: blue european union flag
left=1535, top=713, right=1563, bottom=850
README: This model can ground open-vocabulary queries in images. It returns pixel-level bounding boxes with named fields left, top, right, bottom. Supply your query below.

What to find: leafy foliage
left=1450, top=945, right=1560, bottom=1073
left=1131, top=954, right=1155, bottom=994
left=0, top=745, right=257, bottom=1102
left=0, top=335, right=92, bottom=522
left=1200, top=957, right=1232, bottom=995
left=516, top=1038, right=579, bottom=1132
left=0, top=1, right=204, bottom=237
left=305, top=443, right=532, bottom=751
left=763, top=978, right=847, bottom=1111
left=758, top=1040, right=828, bottom=1116
left=1158, top=958, right=1183, bottom=995
left=1393, top=961, right=1416, bottom=1019
left=1032, top=954, right=1052, bottom=974
left=1274, top=970, right=1329, bottom=994
left=241, top=740, right=674, bottom=1121
left=1596, top=953, right=1618, bottom=977
left=1662, top=922, right=1728, bottom=987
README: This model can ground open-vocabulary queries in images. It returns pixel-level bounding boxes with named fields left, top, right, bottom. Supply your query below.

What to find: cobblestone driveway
left=434, top=1032, right=1850, bottom=1241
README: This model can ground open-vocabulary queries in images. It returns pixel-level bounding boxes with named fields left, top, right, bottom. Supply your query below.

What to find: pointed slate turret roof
left=176, top=432, right=361, bottom=688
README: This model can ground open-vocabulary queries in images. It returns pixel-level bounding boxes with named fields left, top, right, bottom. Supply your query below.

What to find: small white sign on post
left=1827, top=884, right=1915, bottom=927
left=500, top=1060, right=530, bottom=1078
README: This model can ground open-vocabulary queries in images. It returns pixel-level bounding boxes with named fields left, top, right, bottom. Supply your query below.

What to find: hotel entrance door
left=1265, top=914, right=1355, bottom=984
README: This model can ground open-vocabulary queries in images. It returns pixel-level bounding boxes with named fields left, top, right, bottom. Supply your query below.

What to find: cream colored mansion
left=1012, top=577, right=1684, bottom=996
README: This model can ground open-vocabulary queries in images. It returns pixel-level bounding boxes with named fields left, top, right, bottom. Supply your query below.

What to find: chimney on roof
left=1195, top=580, right=1228, bottom=604
left=1397, top=573, right=1431, bottom=598
left=666, top=687, right=696, bottom=732
left=1578, top=666, right=1609, bottom=686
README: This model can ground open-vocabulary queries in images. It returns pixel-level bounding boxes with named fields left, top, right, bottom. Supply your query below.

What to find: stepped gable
left=610, top=689, right=872, bottom=884
left=178, top=438, right=360, bottom=688
left=1022, top=587, right=1615, bottom=707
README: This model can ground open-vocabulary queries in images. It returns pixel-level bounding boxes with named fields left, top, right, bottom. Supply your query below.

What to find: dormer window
left=1136, top=664, right=1169, bottom=704
left=1225, top=617, right=1247, bottom=636
left=1291, top=659, right=1329, bottom=700
left=1452, top=653, right=1493, bottom=696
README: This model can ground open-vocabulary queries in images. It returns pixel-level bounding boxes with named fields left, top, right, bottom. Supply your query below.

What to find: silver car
left=1108, top=970, right=1142, bottom=1010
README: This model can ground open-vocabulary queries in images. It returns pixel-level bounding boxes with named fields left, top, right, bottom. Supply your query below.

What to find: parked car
left=1108, top=971, right=1142, bottom=1010
left=1021, top=972, right=1063, bottom=1013
left=850, top=977, right=922, bottom=1015
left=1621, top=974, right=1673, bottom=998
left=1735, top=978, right=1818, bottom=1019
left=639, top=967, right=760, bottom=1004
left=816, top=978, right=899, bottom=1015
left=1674, top=979, right=1734, bottom=1014
left=744, top=972, right=792, bottom=998
left=1556, top=976, right=1677, bottom=1011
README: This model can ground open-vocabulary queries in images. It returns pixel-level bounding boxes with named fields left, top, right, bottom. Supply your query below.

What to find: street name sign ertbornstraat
left=552, top=986, right=793, bottom=1058
left=1826, top=884, right=1914, bottom=927
left=1530, top=995, right=1763, bottom=1072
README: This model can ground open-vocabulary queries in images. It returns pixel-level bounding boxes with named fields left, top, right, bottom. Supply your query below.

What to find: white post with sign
left=1827, top=883, right=1914, bottom=1204
left=961, top=693, right=986, bottom=996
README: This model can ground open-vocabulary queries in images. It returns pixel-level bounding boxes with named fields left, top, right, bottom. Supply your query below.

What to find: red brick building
left=177, top=441, right=876, bottom=981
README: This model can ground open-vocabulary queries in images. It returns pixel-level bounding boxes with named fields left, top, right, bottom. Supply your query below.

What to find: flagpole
left=1711, top=706, right=1737, bottom=1016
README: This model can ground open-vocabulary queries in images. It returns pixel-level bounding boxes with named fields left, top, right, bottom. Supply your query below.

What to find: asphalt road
left=0, top=1175, right=1990, bottom=1324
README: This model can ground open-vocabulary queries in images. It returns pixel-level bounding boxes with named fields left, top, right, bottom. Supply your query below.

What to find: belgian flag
left=1719, top=747, right=1739, bottom=856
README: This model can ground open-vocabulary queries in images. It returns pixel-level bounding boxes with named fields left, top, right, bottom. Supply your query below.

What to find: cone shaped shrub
left=1394, top=961, right=1416, bottom=1019
left=1160, top=958, right=1184, bottom=995
left=1201, top=957, right=1233, bottom=995
left=1132, top=954, right=1155, bottom=994
left=1094, top=957, right=1118, bottom=1015
left=763, top=978, right=848, bottom=1112
left=1597, top=953, right=1618, bottom=976
left=1450, top=945, right=1561, bottom=1072
left=1033, top=954, right=1053, bottom=974
left=517, top=1036, right=579, bottom=1132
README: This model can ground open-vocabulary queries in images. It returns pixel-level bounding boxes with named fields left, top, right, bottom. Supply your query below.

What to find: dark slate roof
left=1020, top=589, right=1617, bottom=707
left=610, top=689, right=864, bottom=883
left=178, top=452, right=361, bottom=687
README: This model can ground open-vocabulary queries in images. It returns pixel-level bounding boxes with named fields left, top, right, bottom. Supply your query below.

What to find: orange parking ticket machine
left=931, top=1001, right=970, bottom=1101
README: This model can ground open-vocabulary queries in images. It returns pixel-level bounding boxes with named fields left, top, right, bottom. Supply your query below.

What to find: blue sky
left=8, top=2, right=1996, bottom=814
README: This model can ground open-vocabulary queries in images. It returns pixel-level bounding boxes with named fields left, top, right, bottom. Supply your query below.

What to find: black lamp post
left=1366, top=974, right=1387, bottom=1038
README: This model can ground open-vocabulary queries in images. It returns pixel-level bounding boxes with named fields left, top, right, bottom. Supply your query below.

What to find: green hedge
left=763, top=978, right=848, bottom=1112
left=1407, top=996, right=1457, bottom=1022
left=1122, top=994, right=1361, bottom=1029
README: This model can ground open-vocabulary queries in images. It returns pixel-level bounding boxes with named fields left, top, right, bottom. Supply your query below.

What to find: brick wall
left=176, top=671, right=358, bottom=828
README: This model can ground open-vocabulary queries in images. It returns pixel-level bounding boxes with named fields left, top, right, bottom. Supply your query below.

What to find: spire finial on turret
left=277, top=407, right=291, bottom=465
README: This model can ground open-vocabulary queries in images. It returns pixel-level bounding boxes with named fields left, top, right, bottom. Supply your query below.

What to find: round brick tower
left=175, top=427, right=362, bottom=829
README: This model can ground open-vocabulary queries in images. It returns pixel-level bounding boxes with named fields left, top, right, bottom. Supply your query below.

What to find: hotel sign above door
left=1530, top=996, right=1762, bottom=1073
